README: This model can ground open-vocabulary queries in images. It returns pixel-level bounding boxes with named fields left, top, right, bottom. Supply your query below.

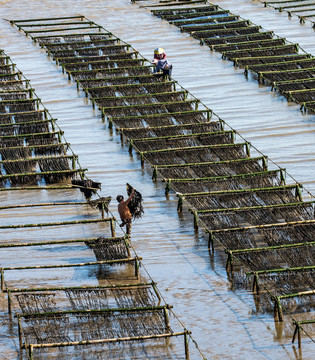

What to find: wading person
left=116, top=188, right=135, bottom=235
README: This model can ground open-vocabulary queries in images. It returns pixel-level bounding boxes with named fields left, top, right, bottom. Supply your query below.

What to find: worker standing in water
left=116, top=188, right=135, bottom=235
left=152, top=47, right=172, bottom=79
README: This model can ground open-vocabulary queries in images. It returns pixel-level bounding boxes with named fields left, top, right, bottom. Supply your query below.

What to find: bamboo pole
left=131, top=130, right=233, bottom=143
left=101, top=99, right=197, bottom=112
left=248, top=265, right=315, bottom=277
left=66, top=58, right=142, bottom=70
left=0, top=236, right=127, bottom=248
left=0, top=154, right=77, bottom=166
left=66, top=61, right=144, bottom=77
left=24, top=26, right=101, bottom=34
left=111, top=108, right=212, bottom=124
left=43, top=38, right=118, bottom=49
left=153, top=156, right=266, bottom=169
left=196, top=200, right=315, bottom=215
left=228, top=241, right=315, bottom=255
left=6, top=281, right=155, bottom=294
left=0, top=200, right=90, bottom=210
left=92, top=90, right=187, bottom=103
left=49, top=43, right=129, bottom=55
left=164, top=169, right=281, bottom=184
left=0, top=185, right=76, bottom=192
left=182, top=20, right=249, bottom=33
left=140, top=142, right=248, bottom=156
left=279, top=289, right=315, bottom=300
left=18, top=304, right=172, bottom=319
left=20, top=21, right=94, bottom=28
left=120, top=120, right=216, bottom=136
left=161, top=10, right=227, bottom=20
left=0, top=130, right=62, bottom=140
left=0, top=98, right=39, bottom=105
left=2, top=258, right=141, bottom=274
left=192, top=26, right=261, bottom=39
left=84, top=79, right=176, bottom=94
left=0, top=169, right=85, bottom=181
left=210, top=218, right=315, bottom=234
left=25, top=331, right=188, bottom=357
left=33, top=30, right=113, bottom=41
left=0, top=217, right=113, bottom=229
left=184, top=331, right=190, bottom=360
left=0, top=109, right=45, bottom=117
left=181, top=184, right=299, bottom=197
left=0, top=117, right=55, bottom=128
left=10, top=16, right=85, bottom=23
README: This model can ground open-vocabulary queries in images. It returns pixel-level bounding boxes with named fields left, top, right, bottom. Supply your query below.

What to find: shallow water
left=0, top=0, right=314, bottom=359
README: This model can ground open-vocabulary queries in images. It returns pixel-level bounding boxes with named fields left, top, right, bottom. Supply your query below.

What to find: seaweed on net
left=236, top=269, right=315, bottom=317
left=13, top=110, right=46, bottom=123
left=143, top=143, right=247, bottom=166
left=171, top=172, right=281, bottom=194
left=94, top=91, right=186, bottom=108
left=199, top=202, right=315, bottom=230
left=0, top=100, right=37, bottom=113
left=186, top=187, right=297, bottom=211
left=132, top=132, right=234, bottom=153
left=72, top=66, right=152, bottom=81
left=0, top=80, right=26, bottom=91
left=0, top=146, right=30, bottom=161
left=126, top=183, right=144, bottom=220
left=122, top=121, right=221, bottom=140
left=88, top=196, right=112, bottom=214
left=170, top=157, right=264, bottom=179
left=71, top=178, right=101, bottom=200
left=65, top=288, right=109, bottom=310
left=103, top=101, right=195, bottom=118
left=16, top=293, right=57, bottom=314
left=85, top=236, right=129, bottom=261
left=65, top=286, right=157, bottom=310
left=21, top=310, right=168, bottom=344
left=2, top=159, right=37, bottom=175
left=38, top=156, right=71, bottom=172
left=0, top=91, right=28, bottom=100
left=112, top=287, right=158, bottom=308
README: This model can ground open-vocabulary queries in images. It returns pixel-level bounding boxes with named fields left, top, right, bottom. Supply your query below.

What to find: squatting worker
left=152, top=47, right=172, bottom=79
left=116, top=188, right=135, bottom=235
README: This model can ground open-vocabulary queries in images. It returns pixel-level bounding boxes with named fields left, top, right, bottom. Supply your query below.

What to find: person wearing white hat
left=152, top=48, right=172, bottom=79
left=153, top=47, right=167, bottom=60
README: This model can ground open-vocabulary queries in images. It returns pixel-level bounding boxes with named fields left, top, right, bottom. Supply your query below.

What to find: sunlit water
left=0, top=0, right=314, bottom=359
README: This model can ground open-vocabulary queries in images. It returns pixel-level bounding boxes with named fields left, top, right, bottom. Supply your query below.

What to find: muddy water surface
left=0, top=0, right=314, bottom=359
